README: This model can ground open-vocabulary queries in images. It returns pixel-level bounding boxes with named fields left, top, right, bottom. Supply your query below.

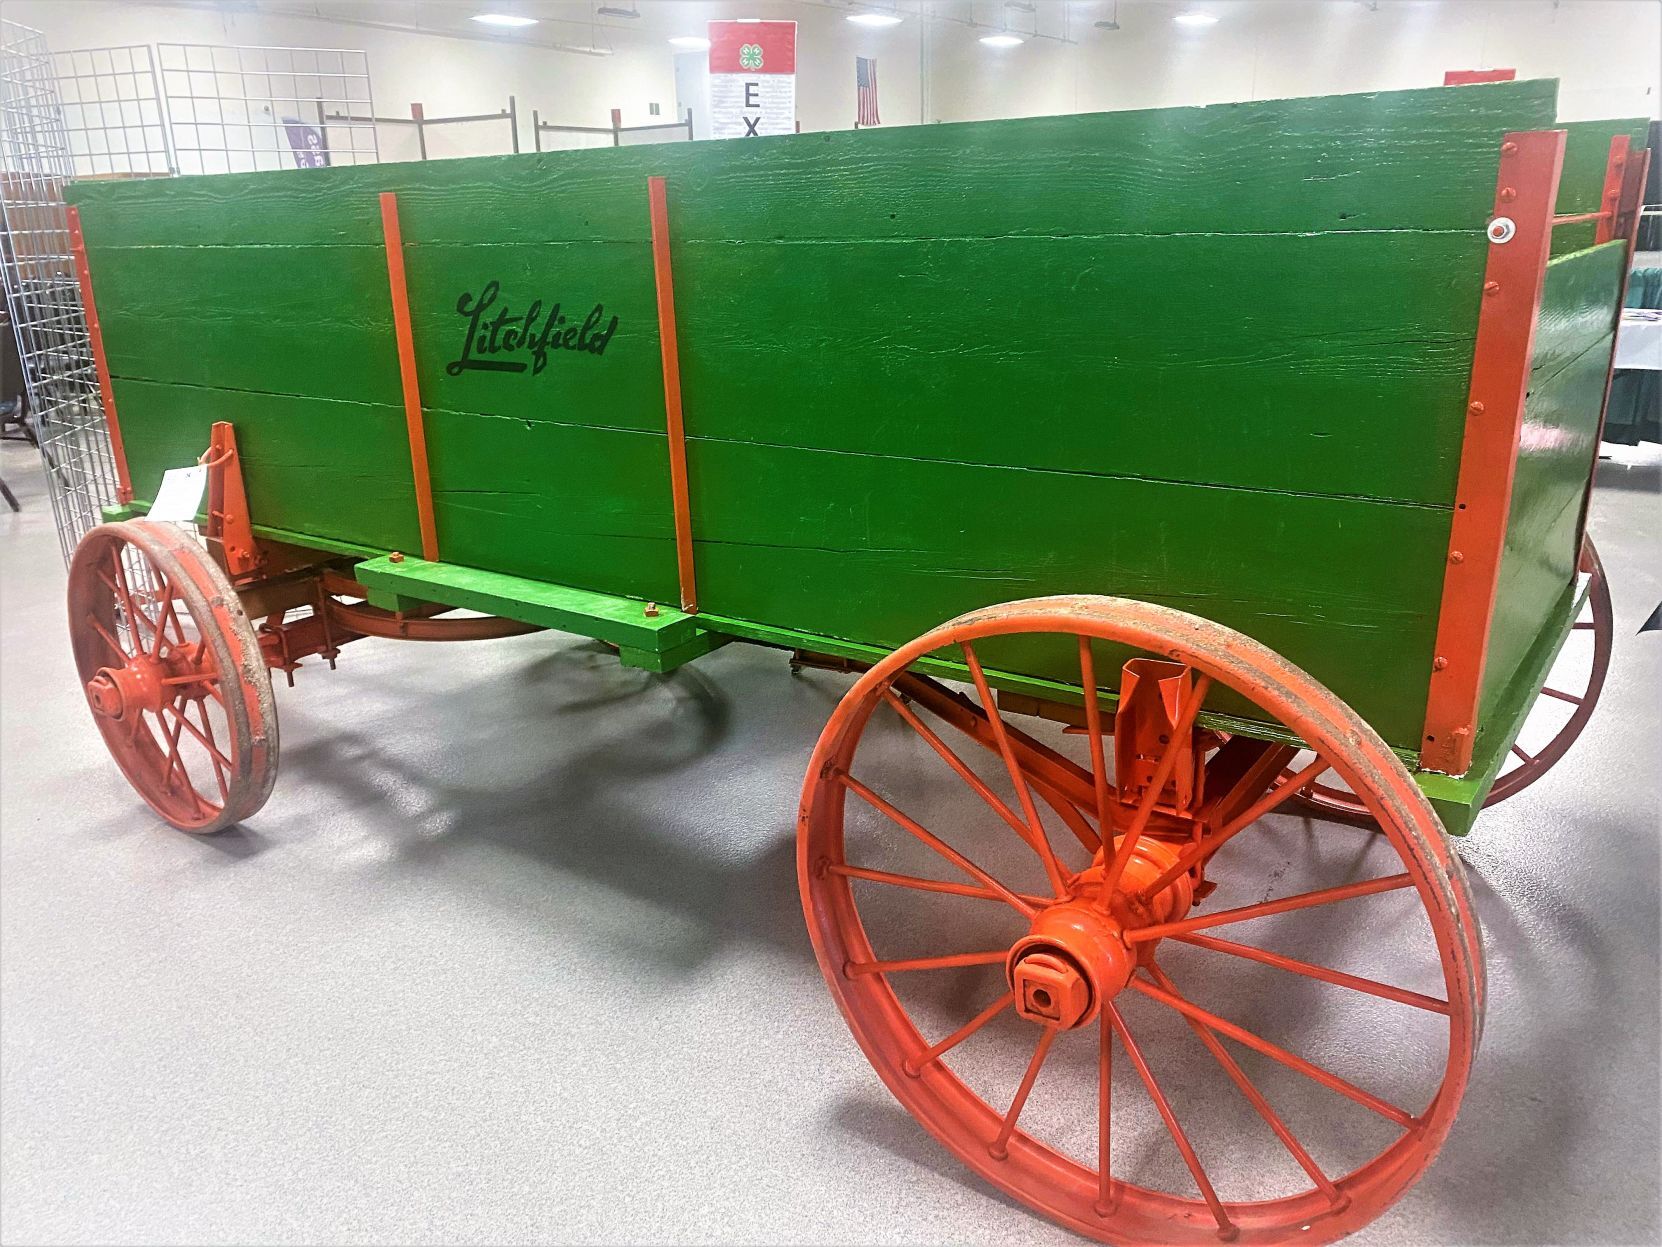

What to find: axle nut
left=85, top=671, right=124, bottom=718
left=1012, top=952, right=1092, bottom=1029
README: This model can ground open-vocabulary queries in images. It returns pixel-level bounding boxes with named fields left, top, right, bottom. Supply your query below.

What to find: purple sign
left=281, top=119, right=329, bottom=168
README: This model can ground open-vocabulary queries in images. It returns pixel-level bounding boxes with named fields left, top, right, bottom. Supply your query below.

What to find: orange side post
left=201, top=421, right=264, bottom=580
left=377, top=191, right=440, bottom=563
left=647, top=174, right=699, bottom=614
left=65, top=206, right=133, bottom=504
left=1420, top=130, right=1564, bottom=775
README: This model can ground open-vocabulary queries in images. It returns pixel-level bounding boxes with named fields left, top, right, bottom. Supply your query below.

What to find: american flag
left=856, top=56, right=880, bottom=127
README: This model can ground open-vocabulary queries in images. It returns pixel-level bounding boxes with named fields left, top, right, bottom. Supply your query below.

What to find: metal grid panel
left=158, top=43, right=377, bottom=174
left=0, top=19, right=125, bottom=563
left=52, top=44, right=172, bottom=176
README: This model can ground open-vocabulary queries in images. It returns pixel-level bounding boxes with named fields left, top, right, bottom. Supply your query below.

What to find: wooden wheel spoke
left=157, top=705, right=190, bottom=794
left=1126, top=873, right=1414, bottom=943
left=194, top=700, right=230, bottom=800
left=1101, top=672, right=1213, bottom=895
left=837, top=771, right=1037, bottom=917
left=1146, top=963, right=1343, bottom=1209
left=989, top=1024, right=1059, bottom=1160
left=1077, top=636, right=1112, bottom=836
left=110, top=551, right=158, bottom=644
left=1106, top=1003, right=1236, bottom=1238
left=1141, top=755, right=1330, bottom=901
left=1539, top=686, right=1583, bottom=706
left=85, top=613, right=131, bottom=661
left=960, top=643, right=1070, bottom=897
left=1510, top=743, right=1534, bottom=764
left=1097, top=1004, right=1114, bottom=1215
left=1030, top=774, right=1102, bottom=854
left=1127, top=975, right=1418, bottom=1130
left=906, top=991, right=1014, bottom=1076
left=150, top=594, right=181, bottom=658
left=161, top=700, right=233, bottom=777
left=1174, top=932, right=1449, bottom=1014
left=829, top=863, right=1049, bottom=908
left=846, top=949, right=1008, bottom=977
left=882, top=690, right=1050, bottom=850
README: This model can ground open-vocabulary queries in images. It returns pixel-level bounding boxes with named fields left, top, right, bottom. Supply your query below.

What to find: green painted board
left=1477, top=242, right=1625, bottom=736
left=1551, top=117, right=1650, bottom=258
left=68, top=80, right=1567, bottom=759
left=354, top=555, right=698, bottom=651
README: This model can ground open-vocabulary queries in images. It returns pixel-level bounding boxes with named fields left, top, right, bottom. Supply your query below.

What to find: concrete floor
left=1, top=435, right=1658, bottom=1246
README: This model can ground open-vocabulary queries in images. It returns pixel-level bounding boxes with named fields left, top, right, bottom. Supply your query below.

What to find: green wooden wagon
left=63, top=79, right=1646, bottom=1245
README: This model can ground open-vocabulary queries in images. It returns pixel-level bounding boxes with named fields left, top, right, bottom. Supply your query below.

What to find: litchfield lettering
left=446, top=280, right=619, bottom=377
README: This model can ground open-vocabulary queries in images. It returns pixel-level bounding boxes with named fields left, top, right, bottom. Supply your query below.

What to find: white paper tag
left=147, top=465, right=208, bottom=523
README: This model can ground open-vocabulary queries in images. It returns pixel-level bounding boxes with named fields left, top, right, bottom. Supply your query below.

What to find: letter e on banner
left=708, top=20, right=796, bottom=138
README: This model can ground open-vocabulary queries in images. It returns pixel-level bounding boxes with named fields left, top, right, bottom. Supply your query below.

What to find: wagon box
left=62, top=77, right=1646, bottom=1245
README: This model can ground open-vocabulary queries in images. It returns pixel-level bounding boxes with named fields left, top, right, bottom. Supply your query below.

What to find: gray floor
left=1, top=435, right=1658, bottom=1246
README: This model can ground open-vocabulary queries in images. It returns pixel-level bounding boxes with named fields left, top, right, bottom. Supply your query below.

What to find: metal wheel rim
left=1292, top=535, right=1611, bottom=821
left=68, top=520, right=277, bottom=833
left=798, top=595, right=1481, bottom=1245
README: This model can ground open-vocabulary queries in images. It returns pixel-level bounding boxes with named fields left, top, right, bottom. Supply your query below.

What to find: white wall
left=5, top=0, right=1658, bottom=169
left=922, top=0, right=1659, bottom=125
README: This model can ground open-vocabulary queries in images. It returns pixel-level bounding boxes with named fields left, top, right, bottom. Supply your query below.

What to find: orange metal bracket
left=1420, top=129, right=1564, bottom=776
left=1114, top=659, right=1203, bottom=817
left=378, top=191, right=441, bottom=563
left=201, top=421, right=264, bottom=580
left=647, top=174, right=699, bottom=613
left=1593, top=135, right=1634, bottom=246
left=65, top=206, right=133, bottom=504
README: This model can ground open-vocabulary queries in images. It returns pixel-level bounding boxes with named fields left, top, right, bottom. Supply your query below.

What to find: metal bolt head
left=1499, top=186, right=1517, bottom=202
left=1501, top=141, right=1518, bottom=155
left=1486, top=216, right=1517, bottom=244
left=1449, top=550, right=1465, bottom=564
left=1434, top=656, right=1449, bottom=671
left=644, top=601, right=660, bottom=618
left=1468, top=400, right=1486, bottom=416
left=388, top=551, right=405, bottom=564
left=1484, top=280, right=1502, bottom=295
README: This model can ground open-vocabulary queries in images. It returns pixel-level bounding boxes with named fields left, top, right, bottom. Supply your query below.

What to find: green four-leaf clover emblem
left=739, top=42, right=763, bottom=69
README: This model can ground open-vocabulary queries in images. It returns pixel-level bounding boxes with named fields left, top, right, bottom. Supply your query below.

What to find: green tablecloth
left=1607, top=266, right=1660, bottom=445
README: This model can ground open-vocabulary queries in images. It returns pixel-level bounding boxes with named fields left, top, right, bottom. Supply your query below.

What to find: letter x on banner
left=708, top=20, right=796, bottom=138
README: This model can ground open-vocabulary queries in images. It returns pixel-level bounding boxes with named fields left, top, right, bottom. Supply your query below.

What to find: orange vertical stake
left=378, top=191, right=440, bottom=563
left=1420, top=130, right=1563, bottom=776
left=65, top=206, right=133, bottom=504
left=647, top=175, right=699, bottom=614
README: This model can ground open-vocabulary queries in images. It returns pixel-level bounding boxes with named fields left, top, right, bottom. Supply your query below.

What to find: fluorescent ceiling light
left=979, top=32, right=1024, bottom=47
left=847, top=13, right=904, bottom=26
left=668, top=35, right=710, bottom=49
left=1173, top=11, right=1219, bottom=25
left=472, top=13, right=538, bottom=27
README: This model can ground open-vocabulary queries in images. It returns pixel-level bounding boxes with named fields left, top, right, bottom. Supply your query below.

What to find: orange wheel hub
left=1008, top=839, right=1194, bottom=1030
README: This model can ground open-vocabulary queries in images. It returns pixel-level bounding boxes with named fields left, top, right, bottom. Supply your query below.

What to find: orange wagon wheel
left=798, top=595, right=1481, bottom=1245
left=68, top=520, right=278, bottom=834
left=1294, top=533, right=1612, bottom=822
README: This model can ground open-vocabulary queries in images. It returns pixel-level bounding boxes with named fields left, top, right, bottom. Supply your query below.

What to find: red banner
left=1443, top=68, right=1516, bottom=85
left=709, top=20, right=797, bottom=75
